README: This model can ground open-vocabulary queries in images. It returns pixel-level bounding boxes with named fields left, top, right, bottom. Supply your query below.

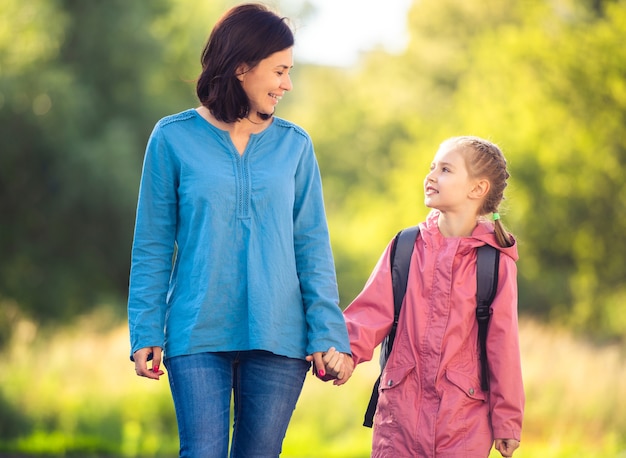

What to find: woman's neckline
left=193, top=106, right=273, bottom=136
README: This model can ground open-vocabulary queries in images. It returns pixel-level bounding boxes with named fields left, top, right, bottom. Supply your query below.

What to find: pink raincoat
left=344, top=211, right=524, bottom=457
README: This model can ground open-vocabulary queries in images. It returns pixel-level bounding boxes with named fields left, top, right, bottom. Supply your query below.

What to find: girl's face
left=237, top=47, right=293, bottom=121
left=424, top=143, right=476, bottom=212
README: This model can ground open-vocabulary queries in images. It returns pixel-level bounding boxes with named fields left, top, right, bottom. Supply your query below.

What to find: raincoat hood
left=420, top=210, right=519, bottom=262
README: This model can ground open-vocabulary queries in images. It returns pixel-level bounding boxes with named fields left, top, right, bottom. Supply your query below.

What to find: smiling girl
left=336, top=136, right=525, bottom=457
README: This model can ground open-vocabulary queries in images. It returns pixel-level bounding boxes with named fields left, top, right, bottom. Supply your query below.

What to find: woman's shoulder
left=271, top=117, right=312, bottom=143
left=149, top=109, right=221, bottom=145
left=154, top=109, right=199, bottom=130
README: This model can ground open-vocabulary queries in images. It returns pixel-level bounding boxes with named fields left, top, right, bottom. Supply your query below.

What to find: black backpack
left=363, top=225, right=500, bottom=428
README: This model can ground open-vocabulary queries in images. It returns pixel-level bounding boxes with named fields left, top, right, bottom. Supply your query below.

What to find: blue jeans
left=165, top=351, right=310, bottom=458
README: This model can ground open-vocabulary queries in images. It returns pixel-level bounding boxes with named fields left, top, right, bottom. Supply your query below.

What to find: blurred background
left=1, top=0, right=625, bottom=456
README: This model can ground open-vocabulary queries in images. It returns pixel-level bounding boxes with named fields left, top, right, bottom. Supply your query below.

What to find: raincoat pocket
left=374, top=365, right=418, bottom=451
left=380, top=364, right=415, bottom=393
left=445, top=369, right=486, bottom=401
left=376, top=365, right=417, bottom=426
left=436, top=369, right=492, bottom=453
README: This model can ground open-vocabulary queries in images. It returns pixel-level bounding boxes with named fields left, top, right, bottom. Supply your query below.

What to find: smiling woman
left=126, top=3, right=352, bottom=457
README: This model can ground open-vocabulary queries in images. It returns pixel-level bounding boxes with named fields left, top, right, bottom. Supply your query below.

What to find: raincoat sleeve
left=343, top=241, right=396, bottom=365
left=487, top=254, right=525, bottom=441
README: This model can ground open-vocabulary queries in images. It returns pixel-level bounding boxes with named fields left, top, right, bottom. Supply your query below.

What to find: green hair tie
left=493, top=212, right=500, bottom=221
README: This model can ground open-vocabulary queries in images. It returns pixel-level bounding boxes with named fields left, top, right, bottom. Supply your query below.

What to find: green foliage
left=284, top=0, right=626, bottom=342
left=0, top=0, right=225, bottom=326
left=0, top=310, right=179, bottom=456
left=3, top=0, right=626, bottom=344
left=1, top=1, right=147, bottom=323
left=1, top=0, right=626, bottom=455
left=1, top=315, right=625, bottom=456
left=422, top=0, right=626, bottom=340
left=1, top=0, right=625, bottom=393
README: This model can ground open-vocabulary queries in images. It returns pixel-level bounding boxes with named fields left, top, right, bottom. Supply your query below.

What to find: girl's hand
left=332, top=353, right=354, bottom=386
left=494, top=438, right=520, bottom=457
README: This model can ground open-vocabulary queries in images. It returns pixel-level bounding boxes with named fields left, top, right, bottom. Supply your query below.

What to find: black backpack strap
left=475, top=245, right=500, bottom=392
left=363, top=377, right=381, bottom=428
left=364, top=225, right=419, bottom=427
left=385, top=225, right=420, bottom=363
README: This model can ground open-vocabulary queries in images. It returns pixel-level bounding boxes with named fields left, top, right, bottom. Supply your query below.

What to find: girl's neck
left=436, top=211, right=479, bottom=238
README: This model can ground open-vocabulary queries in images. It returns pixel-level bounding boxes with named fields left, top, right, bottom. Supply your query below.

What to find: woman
left=128, top=4, right=351, bottom=457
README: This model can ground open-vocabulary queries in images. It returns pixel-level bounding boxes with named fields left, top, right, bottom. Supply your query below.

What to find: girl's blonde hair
left=443, top=136, right=514, bottom=247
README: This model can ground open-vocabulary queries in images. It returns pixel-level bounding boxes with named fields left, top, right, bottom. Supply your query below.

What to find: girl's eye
left=442, top=167, right=450, bottom=172
left=276, top=71, right=284, bottom=76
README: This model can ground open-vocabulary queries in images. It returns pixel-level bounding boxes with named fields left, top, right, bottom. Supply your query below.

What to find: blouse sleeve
left=127, top=125, right=179, bottom=359
left=292, top=137, right=350, bottom=355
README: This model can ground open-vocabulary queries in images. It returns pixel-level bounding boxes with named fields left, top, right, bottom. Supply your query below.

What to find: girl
left=336, top=136, right=524, bottom=457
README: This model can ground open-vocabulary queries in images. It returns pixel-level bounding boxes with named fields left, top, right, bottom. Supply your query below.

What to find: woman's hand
left=306, top=347, right=354, bottom=385
left=133, top=346, right=165, bottom=380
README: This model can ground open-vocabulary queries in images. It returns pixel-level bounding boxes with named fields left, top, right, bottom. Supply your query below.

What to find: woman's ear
left=235, top=64, right=248, bottom=82
left=470, top=178, right=490, bottom=200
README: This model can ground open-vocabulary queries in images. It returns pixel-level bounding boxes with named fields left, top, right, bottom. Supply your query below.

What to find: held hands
left=306, top=347, right=355, bottom=386
left=133, top=346, right=165, bottom=380
left=494, top=438, right=520, bottom=457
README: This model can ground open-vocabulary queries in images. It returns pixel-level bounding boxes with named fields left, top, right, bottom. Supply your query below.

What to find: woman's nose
left=281, top=74, right=293, bottom=92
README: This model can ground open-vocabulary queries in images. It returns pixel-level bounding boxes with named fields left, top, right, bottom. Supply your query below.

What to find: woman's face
left=237, top=47, right=293, bottom=121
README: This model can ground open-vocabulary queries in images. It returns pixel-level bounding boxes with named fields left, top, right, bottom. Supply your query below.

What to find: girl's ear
left=470, top=178, right=490, bottom=200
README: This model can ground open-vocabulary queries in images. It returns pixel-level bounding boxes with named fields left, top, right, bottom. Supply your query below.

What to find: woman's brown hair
left=196, top=3, right=294, bottom=123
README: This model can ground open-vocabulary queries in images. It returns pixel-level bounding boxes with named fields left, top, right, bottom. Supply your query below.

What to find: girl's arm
left=343, top=241, right=396, bottom=365
left=487, top=255, right=525, bottom=442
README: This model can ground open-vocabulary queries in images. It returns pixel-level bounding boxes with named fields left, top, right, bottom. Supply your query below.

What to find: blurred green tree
left=395, top=0, right=626, bottom=340
left=284, top=0, right=626, bottom=342
left=1, top=0, right=625, bottom=345
left=0, top=0, right=214, bottom=324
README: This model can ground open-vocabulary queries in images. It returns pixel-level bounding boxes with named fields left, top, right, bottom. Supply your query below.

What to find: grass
left=0, top=307, right=625, bottom=457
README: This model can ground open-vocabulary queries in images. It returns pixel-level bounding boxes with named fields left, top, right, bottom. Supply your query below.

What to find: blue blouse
left=128, top=109, right=350, bottom=360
